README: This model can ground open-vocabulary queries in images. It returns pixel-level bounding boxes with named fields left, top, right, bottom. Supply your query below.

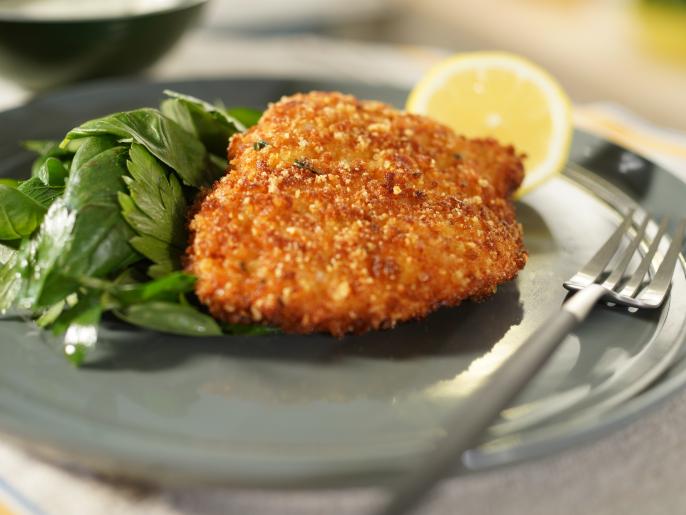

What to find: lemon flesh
left=407, top=52, right=572, bottom=197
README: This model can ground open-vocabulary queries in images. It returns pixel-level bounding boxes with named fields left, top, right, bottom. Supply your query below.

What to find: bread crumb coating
left=186, top=91, right=527, bottom=335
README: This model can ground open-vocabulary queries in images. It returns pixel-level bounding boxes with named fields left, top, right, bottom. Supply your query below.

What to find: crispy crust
left=186, top=91, right=527, bottom=335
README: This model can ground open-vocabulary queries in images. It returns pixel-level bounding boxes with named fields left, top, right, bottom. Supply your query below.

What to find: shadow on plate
left=85, top=281, right=523, bottom=371
left=82, top=202, right=556, bottom=371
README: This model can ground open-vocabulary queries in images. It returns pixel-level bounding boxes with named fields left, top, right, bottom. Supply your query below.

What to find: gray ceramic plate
left=0, top=78, right=685, bottom=488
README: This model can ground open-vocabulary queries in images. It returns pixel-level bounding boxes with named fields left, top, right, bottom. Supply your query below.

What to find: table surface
left=389, top=0, right=686, bottom=133
left=2, top=30, right=686, bottom=515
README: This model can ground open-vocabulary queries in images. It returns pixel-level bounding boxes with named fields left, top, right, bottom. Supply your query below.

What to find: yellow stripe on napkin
left=0, top=501, right=18, bottom=515
left=0, top=484, right=35, bottom=515
left=574, top=106, right=686, bottom=160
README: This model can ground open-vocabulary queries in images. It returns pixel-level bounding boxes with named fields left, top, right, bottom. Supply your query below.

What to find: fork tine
left=636, top=219, right=686, bottom=307
left=619, top=216, right=669, bottom=298
left=603, top=215, right=650, bottom=290
left=571, top=209, right=635, bottom=285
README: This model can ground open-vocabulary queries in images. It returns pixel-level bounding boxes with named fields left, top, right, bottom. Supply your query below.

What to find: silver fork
left=374, top=211, right=686, bottom=515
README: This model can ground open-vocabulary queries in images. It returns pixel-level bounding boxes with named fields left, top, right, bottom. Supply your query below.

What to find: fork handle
left=375, top=284, right=607, bottom=515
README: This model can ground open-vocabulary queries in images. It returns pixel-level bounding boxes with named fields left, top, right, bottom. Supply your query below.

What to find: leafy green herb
left=12, top=204, right=74, bottom=310
left=36, top=157, right=69, bottom=186
left=115, top=301, right=222, bottom=336
left=115, top=272, right=195, bottom=305
left=23, top=140, right=73, bottom=177
left=221, top=322, right=280, bottom=335
left=0, top=241, right=17, bottom=265
left=35, top=299, right=67, bottom=328
left=23, top=140, right=59, bottom=156
left=160, top=100, right=232, bottom=160
left=118, top=144, right=187, bottom=277
left=2, top=90, right=271, bottom=365
left=128, top=237, right=179, bottom=279
left=294, top=159, right=322, bottom=175
left=0, top=185, right=47, bottom=240
left=227, top=107, right=262, bottom=128
left=21, top=140, right=140, bottom=308
left=17, top=176, right=64, bottom=208
left=68, top=134, right=118, bottom=171
left=80, top=271, right=196, bottom=306
left=0, top=178, right=19, bottom=188
left=51, top=290, right=103, bottom=366
left=0, top=242, right=26, bottom=310
left=62, top=108, right=214, bottom=188
left=163, top=90, right=245, bottom=130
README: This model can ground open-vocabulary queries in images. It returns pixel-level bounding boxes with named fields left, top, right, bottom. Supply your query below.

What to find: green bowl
left=0, top=0, right=207, bottom=90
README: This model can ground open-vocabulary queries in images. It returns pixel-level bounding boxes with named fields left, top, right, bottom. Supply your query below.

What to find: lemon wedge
left=406, top=52, right=572, bottom=197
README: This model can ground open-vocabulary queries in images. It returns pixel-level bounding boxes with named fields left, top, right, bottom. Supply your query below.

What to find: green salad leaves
left=119, top=143, right=187, bottom=278
left=0, top=91, right=268, bottom=365
left=0, top=185, right=47, bottom=240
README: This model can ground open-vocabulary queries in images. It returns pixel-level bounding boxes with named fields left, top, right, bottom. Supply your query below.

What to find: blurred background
left=0, top=0, right=684, bottom=131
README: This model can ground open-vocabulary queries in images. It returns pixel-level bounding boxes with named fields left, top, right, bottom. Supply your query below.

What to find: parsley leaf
left=118, top=143, right=187, bottom=277
left=20, top=138, right=140, bottom=308
left=62, top=108, right=214, bottom=188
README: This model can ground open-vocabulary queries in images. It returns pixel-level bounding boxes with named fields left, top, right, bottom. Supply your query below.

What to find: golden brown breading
left=186, top=91, right=527, bottom=335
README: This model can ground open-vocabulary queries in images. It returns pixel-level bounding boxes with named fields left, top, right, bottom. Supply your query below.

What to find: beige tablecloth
left=2, top=32, right=686, bottom=515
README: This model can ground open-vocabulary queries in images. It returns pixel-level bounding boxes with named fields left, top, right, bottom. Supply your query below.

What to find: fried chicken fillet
left=186, top=91, right=527, bottom=335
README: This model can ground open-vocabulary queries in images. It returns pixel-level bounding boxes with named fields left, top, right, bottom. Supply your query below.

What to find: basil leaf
left=62, top=108, right=212, bottom=187
left=226, top=107, right=262, bottom=129
left=115, top=301, right=222, bottom=336
left=0, top=184, right=47, bottom=240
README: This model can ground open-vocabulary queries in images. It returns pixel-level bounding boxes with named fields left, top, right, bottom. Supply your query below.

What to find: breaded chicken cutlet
left=186, top=91, right=527, bottom=336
